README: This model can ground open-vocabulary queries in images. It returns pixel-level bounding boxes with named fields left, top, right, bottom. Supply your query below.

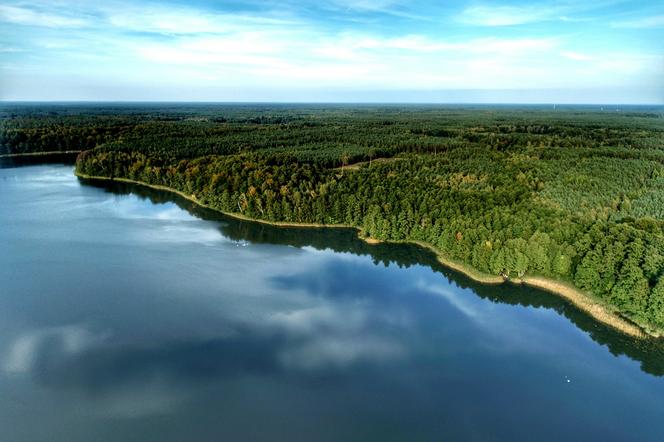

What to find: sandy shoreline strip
left=521, top=277, right=650, bottom=338
left=75, top=171, right=658, bottom=339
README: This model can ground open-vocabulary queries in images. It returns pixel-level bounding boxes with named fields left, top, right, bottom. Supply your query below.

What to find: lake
left=1, top=164, right=663, bottom=441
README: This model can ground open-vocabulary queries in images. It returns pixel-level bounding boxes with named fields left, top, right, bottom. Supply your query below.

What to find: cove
left=1, top=164, right=664, bottom=441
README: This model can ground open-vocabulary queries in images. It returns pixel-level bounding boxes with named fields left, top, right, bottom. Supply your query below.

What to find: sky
left=0, top=0, right=662, bottom=103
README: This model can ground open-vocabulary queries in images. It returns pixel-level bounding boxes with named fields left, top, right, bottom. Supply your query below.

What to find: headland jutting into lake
left=4, top=104, right=664, bottom=340
left=75, top=170, right=653, bottom=339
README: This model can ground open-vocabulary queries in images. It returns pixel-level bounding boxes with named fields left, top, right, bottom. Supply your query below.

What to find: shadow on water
left=0, top=152, right=79, bottom=168
left=80, top=177, right=664, bottom=377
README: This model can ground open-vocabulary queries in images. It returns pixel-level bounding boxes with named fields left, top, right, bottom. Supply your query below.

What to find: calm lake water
left=1, top=164, right=664, bottom=441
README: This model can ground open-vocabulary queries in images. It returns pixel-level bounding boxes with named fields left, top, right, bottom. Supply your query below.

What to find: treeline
left=76, top=139, right=664, bottom=331
left=3, top=104, right=662, bottom=161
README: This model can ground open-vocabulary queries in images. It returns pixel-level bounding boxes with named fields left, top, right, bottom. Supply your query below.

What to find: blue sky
left=0, top=0, right=662, bottom=103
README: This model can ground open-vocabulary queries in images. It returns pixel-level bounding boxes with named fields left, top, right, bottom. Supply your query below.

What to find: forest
left=2, top=103, right=664, bottom=334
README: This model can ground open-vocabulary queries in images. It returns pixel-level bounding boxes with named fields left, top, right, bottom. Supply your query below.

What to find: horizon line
left=2, top=100, right=663, bottom=107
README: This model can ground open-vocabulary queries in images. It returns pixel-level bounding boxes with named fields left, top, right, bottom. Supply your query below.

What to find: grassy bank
left=74, top=171, right=656, bottom=339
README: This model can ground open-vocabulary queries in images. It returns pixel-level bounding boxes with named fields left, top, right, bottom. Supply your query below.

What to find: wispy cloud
left=107, top=6, right=299, bottom=35
left=129, top=31, right=561, bottom=90
left=0, top=45, right=22, bottom=53
left=0, top=4, right=90, bottom=28
left=559, top=15, right=594, bottom=23
left=316, top=34, right=557, bottom=55
left=457, top=5, right=560, bottom=26
left=456, top=1, right=627, bottom=27
left=324, top=0, right=429, bottom=21
left=560, top=51, right=594, bottom=61
left=0, top=0, right=661, bottom=102
left=611, top=14, right=664, bottom=29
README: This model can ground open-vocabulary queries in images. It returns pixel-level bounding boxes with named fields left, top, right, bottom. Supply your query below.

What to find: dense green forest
left=2, top=103, right=664, bottom=334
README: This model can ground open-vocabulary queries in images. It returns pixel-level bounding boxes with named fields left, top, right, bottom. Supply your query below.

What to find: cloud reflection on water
left=3, top=166, right=664, bottom=437
left=1, top=253, right=420, bottom=417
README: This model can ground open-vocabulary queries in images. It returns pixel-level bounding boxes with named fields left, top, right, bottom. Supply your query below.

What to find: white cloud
left=123, top=29, right=662, bottom=93
left=558, top=15, right=596, bottom=23
left=560, top=51, right=594, bottom=61
left=0, top=5, right=90, bottom=27
left=324, top=0, right=429, bottom=20
left=456, top=2, right=626, bottom=27
left=0, top=45, right=22, bottom=53
left=106, top=6, right=299, bottom=34
left=457, top=5, right=558, bottom=26
left=128, top=31, right=562, bottom=90
left=469, top=37, right=557, bottom=54
left=611, top=14, right=664, bottom=29
left=331, top=0, right=400, bottom=11
left=333, top=34, right=557, bottom=55
left=1, top=0, right=660, bottom=101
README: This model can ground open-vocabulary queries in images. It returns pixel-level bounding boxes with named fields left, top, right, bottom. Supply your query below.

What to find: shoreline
left=0, top=150, right=82, bottom=158
left=74, top=171, right=657, bottom=339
